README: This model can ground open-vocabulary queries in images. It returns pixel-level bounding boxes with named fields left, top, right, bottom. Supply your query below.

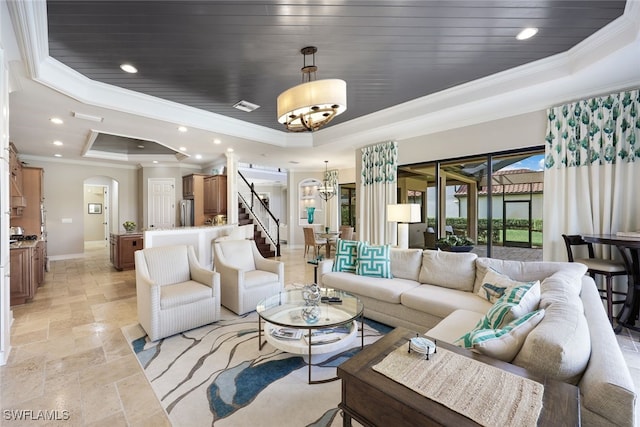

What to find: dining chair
left=562, top=234, right=627, bottom=323
left=330, top=226, right=354, bottom=253
left=303, top=227, right=327, bottom=258
left=338, top=225, right=354, bottom=240
left=424, top=228, right=436, bottom=249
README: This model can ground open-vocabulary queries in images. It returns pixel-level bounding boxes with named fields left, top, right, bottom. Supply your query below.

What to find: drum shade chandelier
left=277, top=46, right=347, bottom=132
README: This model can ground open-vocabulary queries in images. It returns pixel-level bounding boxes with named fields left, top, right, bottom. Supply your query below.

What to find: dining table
left=582, top=234, right=640, bottom=332
left=316, top=231, right=340, bottom=258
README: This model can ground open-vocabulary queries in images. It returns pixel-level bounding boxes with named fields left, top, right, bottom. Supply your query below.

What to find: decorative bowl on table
left=123, top=221, right=137, bottom=232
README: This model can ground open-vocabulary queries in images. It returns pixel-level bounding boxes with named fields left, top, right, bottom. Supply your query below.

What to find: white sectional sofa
left=318, top=248, right=636, bottom=427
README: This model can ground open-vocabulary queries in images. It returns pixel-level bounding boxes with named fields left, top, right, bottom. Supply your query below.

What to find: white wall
left=18, top=158, right=139, bottom=258
left=398, top=111, right=547, bottom=165
left=0, top=21, right=11, bottom=365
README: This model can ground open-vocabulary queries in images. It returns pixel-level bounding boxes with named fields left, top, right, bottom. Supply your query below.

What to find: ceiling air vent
left=233, top=100, right=260, bottom=112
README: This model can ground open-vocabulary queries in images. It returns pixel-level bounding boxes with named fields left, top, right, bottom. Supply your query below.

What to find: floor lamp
left=387, top=204, right=421, bottom=249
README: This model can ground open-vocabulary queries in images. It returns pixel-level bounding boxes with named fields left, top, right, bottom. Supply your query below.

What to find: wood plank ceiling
left=46, top=1, right=626, bottom=132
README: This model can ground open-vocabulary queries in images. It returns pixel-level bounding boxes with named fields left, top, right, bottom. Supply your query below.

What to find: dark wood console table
left=582, top=234, right=640, bottom=332
left=337, top=327, right=580, bottom=426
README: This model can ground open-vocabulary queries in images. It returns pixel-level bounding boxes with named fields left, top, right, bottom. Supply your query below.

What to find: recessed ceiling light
left=137, top=145, right=145, bottom=149
left=54, top=154, right=62, bottom=157
left=50, top=117, right=63, bottom=124
left=53, top=140, right=63, bottom=146
left=120, top=63, right=138, bottom=73
left=152, top=160, right=158, bottom=164
left=195, top=154, right=202, bottom=159
left=227, top=148, right=234, bottom=153
left=178, top=126, right=188, bottom=133
left=179, top=146, right=187, bottom=151
left=516, top=27, right=538, bottom=40
left=213, top=139, right=221, bottom=145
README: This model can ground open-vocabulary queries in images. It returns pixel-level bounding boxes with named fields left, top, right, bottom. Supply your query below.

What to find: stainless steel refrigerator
left=179, top=199, right=194, bottom=227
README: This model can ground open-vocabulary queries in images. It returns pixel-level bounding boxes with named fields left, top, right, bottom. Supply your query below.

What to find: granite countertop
left=9, top=239, right=43, bottom=249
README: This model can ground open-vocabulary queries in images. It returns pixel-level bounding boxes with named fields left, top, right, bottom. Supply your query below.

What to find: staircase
left=238, top=203, right=276, bottom=258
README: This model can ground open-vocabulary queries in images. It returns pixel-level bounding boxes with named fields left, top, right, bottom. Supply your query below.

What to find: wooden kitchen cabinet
left=9, top=142, right=26, bottom=218
left=10, top=248, right=32, bottom=305
left=110, top=233, right=143, bottom=270
left=11, top=167, right=44, bottom=235
left=204, top=175, right=227, bottom=215
left=9, top=240, right=45, bottom=305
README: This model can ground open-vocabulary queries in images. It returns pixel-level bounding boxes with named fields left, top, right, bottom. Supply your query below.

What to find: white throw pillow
left=477, top=268, right=538, bottom=304
left=457, top=309, right=545, bottom=362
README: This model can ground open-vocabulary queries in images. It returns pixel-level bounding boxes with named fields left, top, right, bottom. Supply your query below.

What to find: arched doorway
left=83, top=176, right=119, bottom=252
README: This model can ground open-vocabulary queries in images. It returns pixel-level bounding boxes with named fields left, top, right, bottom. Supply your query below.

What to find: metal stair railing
left=237, top=170, right=281, bottom=256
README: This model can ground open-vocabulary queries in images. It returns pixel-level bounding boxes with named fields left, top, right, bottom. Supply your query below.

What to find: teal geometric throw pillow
left=355, top=243, right=392, bottom=278
left=332, top=239, right=361, bottom=273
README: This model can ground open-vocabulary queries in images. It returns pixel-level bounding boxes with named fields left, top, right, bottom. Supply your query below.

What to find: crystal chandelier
left=318, top=160, right=335, bottom=201
left=277, top=47, right=347, bottom=132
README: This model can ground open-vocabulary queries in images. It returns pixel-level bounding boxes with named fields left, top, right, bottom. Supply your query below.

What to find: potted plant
left=123, top=221, right=137, bottom=232
left=436, top=234, right=475, bottom=252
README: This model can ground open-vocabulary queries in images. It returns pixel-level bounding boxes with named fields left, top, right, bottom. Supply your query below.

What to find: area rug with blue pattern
left=122, top=308, right=391, bottom=427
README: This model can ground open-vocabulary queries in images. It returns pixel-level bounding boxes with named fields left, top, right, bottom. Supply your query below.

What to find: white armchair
left=135, top=245, right=221, bottom=341
left=213, top=239, right=284, bottom=315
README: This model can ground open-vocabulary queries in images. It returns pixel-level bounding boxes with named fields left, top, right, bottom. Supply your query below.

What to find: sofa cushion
left=426, top=309, right=486, bottom=344
left=332, top=239, right=361, bottom=273
left=418, top=249, right=477, bottom=291
left=401, top=284, right=492, bottom=319
left=216, top=240, right=256, bottom=272
left=356, top=243, right=392, bottom=278
left=473, top=258, right=587, bottom=295
left=160, top=280, right=213, bottom=309
left=456, top=309, right=545, bottom=362
left=390, top=248, right=423, bottom=281
left=539, top=270, right=584, bottom=308
left=244, top=270, right=280, bottom=288
left=512, top=299, right=591, bottom=384
left=322, top=272, right=420, bottom=304
left=143, top=245, right=191, bottom=286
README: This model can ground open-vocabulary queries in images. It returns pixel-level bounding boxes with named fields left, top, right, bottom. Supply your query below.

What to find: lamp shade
left=277, top=79, right=347, bottom=129
left=387, top=204, right=421, bottom=223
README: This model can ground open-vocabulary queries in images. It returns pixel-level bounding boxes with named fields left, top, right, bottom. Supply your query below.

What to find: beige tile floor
left=1, top=242, right=638, bottom=426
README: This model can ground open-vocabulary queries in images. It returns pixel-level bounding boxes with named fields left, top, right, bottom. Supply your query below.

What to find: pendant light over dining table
left=277, top=46, right=347, bottom=132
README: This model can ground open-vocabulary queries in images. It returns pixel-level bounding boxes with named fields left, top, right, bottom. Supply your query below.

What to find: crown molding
left=19, top=154, right=139, bottom=169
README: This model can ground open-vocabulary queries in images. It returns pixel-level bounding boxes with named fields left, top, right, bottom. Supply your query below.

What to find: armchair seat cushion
left=245, top=270, right=280, bottom=288
left=160, top=281, right=214, bottom=309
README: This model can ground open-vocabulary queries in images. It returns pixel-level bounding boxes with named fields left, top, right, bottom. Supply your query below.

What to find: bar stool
left=562, top=234, right=628, bottom=323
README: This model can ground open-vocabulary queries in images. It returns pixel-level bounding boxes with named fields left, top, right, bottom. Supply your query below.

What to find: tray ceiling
left=46, top=1, right=626, bottom=132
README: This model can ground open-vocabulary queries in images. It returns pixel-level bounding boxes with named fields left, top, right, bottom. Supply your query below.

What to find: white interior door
left=148, top=178, right=175, bottom=229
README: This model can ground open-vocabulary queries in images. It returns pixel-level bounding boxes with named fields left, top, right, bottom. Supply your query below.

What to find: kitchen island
left=143, top=225, right=237, bottom=269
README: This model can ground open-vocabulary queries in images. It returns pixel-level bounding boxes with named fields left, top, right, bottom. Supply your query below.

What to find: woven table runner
left=372, top=344, right=544, bottom=427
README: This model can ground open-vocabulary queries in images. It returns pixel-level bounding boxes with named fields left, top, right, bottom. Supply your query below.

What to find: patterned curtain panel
left=359, top=141, right=398, bottom=245
left=325, top=169, right=339, bottom=230
left=543, top=89, right=640, bottom=261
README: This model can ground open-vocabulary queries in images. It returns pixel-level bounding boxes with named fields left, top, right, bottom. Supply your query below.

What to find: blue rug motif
left=124, top=311, right=389, bottom=426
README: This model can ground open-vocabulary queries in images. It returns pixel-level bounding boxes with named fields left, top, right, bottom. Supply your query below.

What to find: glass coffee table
left=257, top=287, right=364, bottom=384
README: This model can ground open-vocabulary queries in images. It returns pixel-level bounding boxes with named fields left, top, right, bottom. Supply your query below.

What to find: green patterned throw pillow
left=355, top=243, right=392, bottom=278
left=332, top=239, right=361, bottom=273
left=455, top=309, right=545, bottom=362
